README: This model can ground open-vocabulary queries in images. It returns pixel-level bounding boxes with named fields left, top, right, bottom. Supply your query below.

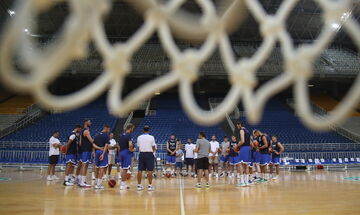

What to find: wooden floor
left=0, top=168, right=360, bottom=215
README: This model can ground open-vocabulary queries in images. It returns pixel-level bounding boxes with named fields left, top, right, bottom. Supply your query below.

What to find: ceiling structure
left=0, top=0, right=359, bottom=78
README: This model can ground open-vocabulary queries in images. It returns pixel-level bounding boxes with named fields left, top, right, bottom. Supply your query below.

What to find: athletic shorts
left=49, top=155, right=59, bottom=165
left=175, top=162, right=183, bottom=169
left=271, top=156, right=280, bottom=165
left=108, top=153, right=115, bottom=165
left=229, top=155, right=240, bottom=165
left=209, top=156, right=219, bottom=165
left=95, top=150, right=108, bottom=168
left=260, top=153, right=271, bottom=165
left=138, top=152, right=155, bottom=171
left=166, top=155, right=176, bottom=165
left=220, top=155, right=230, bottom=163
left=185, top=158, right=194, bottom=166
left=80, top=151, right=92, bottom=164
left=239, top=146, right=252, bottom=164
left=253, top=151, right=261, bottom=163
left=196, top=157, right=209, bottom=170
left=65, top=154, right=77, bottom=165
left=119, top=149, right=132, bottom=169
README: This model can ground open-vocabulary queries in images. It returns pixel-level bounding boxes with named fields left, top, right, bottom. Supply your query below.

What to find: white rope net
left=1, top=0, right=360, bottom=131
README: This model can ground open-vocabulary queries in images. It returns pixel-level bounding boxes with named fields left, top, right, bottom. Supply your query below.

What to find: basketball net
left=0, top=0, right=360, bottom=131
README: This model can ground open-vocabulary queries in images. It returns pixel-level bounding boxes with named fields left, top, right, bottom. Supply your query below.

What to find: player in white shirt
left=209, top=135, right=220, bottom=178
left=184, top=138, right=196, bottom=177
left=47, top=131, right=61, bottom=181
left=107, top=133, right=120, bottom=179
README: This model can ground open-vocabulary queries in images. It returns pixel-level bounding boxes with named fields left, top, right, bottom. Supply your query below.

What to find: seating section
left=240, top=100, right=352, bottom=144
left=0, top=114, right=24, bottom=131
left=0, top=96, right=34, bottom=114
left=132, top=96, right=225, bottom=156
left=0, top=98, right=117, bottom=142
left=310, top=94, right=360, bottom=116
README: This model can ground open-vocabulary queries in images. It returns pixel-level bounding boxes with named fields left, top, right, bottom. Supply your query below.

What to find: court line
left=179, top=177, right=186, bottom=215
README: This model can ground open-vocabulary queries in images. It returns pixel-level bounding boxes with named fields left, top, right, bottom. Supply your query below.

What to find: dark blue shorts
left=166, top=155, right=176, bottom=164
left=95, top=150, right=108, bottom=168
left=220, top=155, right=230, bottom=163
left=175, top=162, right=183, bottom=169
left=185, top=158, right=194, bottom=165
left=239, top=146, right=252, bottom=164
left=65, top=154, right=77, bottom=164
left=119, top=149, right=132, bottom=169
left=260, top=153, right=271, bottom=165
left=253, top=151, right=261, bottom=163
left=80, top=151, right=92, bottom=164
left=138, top=152, right=155, bottom=171
left=229, top=155, right=240, bottom=165
left=271, top=156, right=281, bottom=165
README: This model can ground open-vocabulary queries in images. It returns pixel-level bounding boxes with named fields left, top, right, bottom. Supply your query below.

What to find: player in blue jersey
left=118, top=123, right=135, bottom=190
left=228, top=135, right=240, bottom=178
left=164, top=135, right=178, bottom=177
left=63, top=124, right=82, bottom=186
left=269, top=136, right=284, bottom=180
left=79, top=119, right=95, bottom=188
left=236, top=122, right=253, bottom=187
left=254, top=130, right=270, bottom=182
left=93, top=125, right=111, bottom=189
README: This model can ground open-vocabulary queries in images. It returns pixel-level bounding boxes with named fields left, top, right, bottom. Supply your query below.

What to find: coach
left=136, top=125, right=156, bottom=191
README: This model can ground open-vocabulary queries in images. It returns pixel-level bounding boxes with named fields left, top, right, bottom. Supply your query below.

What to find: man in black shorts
left=194, top=132, right=211, bottom=188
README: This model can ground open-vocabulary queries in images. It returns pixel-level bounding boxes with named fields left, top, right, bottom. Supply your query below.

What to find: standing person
left=209, top=135, right=220, bottom=178
left=93, top=125, right=111, bottom=189
left=219, top=136, right=230, bottom=178
left=254, top=130, right=270, bottom=182
left=184, top=138, right=195, bottom=177
left=107, top=133, right=117, bottom=179
left=63, top=125, right=82, bottom=186
left=229, top=135, right=241, bottom=178
left=47, top=131, right=61, bottom=181
left=194, top=132, right=211, bottom=188
left=164, top=135, right=177, bottom=176
left=136, top=126, right=156, bottom=191
left=269, top=136, right=284, bottom=180
left=118, top=123, right=135, bottom=190
left=79, top=119, right=94, bottom=188
left=175, top=145, right=184, bottom=176
left=236, top=122, right=252, bottom=187
left=252, top=130, right=261, bottom=181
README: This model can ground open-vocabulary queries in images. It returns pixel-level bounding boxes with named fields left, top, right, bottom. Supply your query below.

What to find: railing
left=123, top=111, right=134, bottom=130
left=145, top=99, right=151, bottom=116
left=0, top=106, right=43, bottom=139
left=208, top=97, right=237, bottom=132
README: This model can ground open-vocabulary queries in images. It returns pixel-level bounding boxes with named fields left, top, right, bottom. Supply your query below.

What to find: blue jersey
left=81, top=128, right=92, bottom=152
left=118, top=132, right=132, bottom=151
left=94, top=132, right=110, bottom=148
left=167, top=139, right=177, bottom=155
left=229, top=141, right=238, bottom=157
left=240, top=128, right=251, bottom=147
left=66, top=131, right=78, bottom=155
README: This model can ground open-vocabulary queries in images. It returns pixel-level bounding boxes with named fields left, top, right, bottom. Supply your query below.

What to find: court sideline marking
left=178, top=177, right=186, bottom=215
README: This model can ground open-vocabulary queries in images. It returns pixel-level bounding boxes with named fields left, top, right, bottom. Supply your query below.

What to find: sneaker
left=194, top=174, right=198, bottom=178
left=120, top=185, right=130, bottom=190
left=118, top=175, right=122, bottom=180
left=95, top=184, right=105, bottom=189
left=219, top=172, right=225, bottom=178
left=272, top=176, right=278, bottom=180
left=137, top=185, right=144, bottom=191
left=52, top=175, right=60, bottom=180
left=47, top=175, right=53, bottom=181
left=92, top=173, right=96, bottom=180
left=148, top=185, right=155, bottom=191
left=63, top=181, right=74, bottom=186
left=247, top=180, right=254, bottom=186
left=80, top=182, right=92, bottom=188
left=195, top=183, right=202, bottom=188
left=205, top=183, right=210, bottom=188
left=102, top=175, right=107, bottom=180
left=215, top=173, right=219, bottom=178
left=236, top=183, right=247, bottom=187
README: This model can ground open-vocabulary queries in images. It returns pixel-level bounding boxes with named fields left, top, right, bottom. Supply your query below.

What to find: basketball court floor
left=0, top=168, right=359, bottom=215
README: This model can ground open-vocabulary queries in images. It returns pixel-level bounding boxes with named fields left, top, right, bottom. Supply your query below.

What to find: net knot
left=173, top=50, right=200, bottom=82
left=260, top=16, right=284, bottom=38
left=105, top=45, right=131, bottom=77
left=230, top=59, right=257, bottom=88
left=322, top=0, right=350, bottom=25
left=286, top=47, right=314, bottom=80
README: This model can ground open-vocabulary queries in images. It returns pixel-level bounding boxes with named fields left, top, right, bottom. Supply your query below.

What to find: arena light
left=307, top=84, right=314, bottom=87
left=154, top=92, right=161, bottom=95
left=331, top=23, right=341, bottom=30
left=7, top=10, right=15, bottom=17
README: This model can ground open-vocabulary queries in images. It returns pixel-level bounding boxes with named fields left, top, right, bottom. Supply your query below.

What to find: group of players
left=46, top=119, right=284, bottom=189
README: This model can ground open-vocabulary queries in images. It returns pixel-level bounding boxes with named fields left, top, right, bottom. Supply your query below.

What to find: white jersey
left=49, top=136, right=60, bottom=156
left=184, top=143, right=196, bottom=158
left=209, top=141, right=220, bottom=156
left=108, top=138, right=117, bottom=155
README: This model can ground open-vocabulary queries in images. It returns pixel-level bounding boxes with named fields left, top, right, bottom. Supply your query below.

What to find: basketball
left=166, top=172, right=171, bottom=178
left=60, top=145, right=66, bottom=154
left=253, top=141, right=259, bottom=148
left=126, top=172, right=132, bottom=180
left=108, top=179, right=116, bottom=188
left=269, top=147, right=273, bottom=153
